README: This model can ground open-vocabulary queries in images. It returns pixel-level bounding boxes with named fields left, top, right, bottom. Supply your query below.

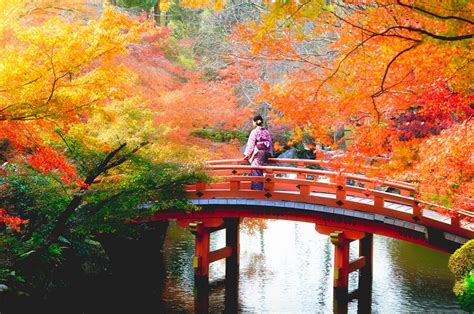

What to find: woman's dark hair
left=253, top=115, right=264, bottom=126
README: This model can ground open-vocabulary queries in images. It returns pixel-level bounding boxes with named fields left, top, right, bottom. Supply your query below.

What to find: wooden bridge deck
left=165, top=158, right=472, bottom=252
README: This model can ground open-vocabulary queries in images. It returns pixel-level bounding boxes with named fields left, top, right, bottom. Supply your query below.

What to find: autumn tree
left=111, top=1, right=268, bottom=159
left=0, top=1, right=205, bottom=292
left=216, top=0, right=473, bottom=212
left=127, top=0, right=472, bottom=210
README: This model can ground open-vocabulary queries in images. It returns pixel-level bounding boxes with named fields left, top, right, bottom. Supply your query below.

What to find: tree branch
left=379, top=43, right=420, bottom=92
left=371, top=96, right=381, bottom=124
left=27, top=143, right=132, bottom=257
left=331, top=11, right=421, bottom=42
left=332, top=11, right=473, bottom=41
left=103, top=142, right=149, bottom=172
left=397, top=0, right=473, bottom=25
left=392, top=25, right=473, bottom=41
left=313, top=32, right=381, bottom=99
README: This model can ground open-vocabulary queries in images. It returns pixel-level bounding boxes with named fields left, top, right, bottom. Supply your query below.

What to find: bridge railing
left=187, top=159, right=473, bottom=239
left=208, top=158, right=415, bottom=191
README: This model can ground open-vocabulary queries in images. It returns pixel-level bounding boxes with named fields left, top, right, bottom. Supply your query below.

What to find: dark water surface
left=161, top=219, right=462, bottom=313
left=0, top=219, right=462, bottom=313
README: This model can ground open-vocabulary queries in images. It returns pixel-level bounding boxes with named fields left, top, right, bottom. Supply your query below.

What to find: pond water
left=160, top=219, right=462, bottom=313
left=0, top=219, right=462, bottom=313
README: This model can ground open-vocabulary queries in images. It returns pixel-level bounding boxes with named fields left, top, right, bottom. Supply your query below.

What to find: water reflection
left=162, top=219, right=461, bottom=313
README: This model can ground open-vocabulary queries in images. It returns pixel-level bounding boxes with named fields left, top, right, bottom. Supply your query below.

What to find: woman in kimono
left=244, top=115, right=273, bottom=190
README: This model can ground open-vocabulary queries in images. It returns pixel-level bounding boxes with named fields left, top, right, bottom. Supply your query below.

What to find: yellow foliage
left=177, top=0, right=226, bottom=11
left=0, top=5, right=146, bottom=124
left=449, top=240, right=474, bottom=296
left=159, top=0, right=172, bottom=12
left=68, top=97, right=162, bottom=150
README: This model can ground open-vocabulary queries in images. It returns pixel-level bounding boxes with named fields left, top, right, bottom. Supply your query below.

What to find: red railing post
left=336, top=174, right=346, bottom=202
left=264, top=169, right=275, bottom=192
left=196, top=181, right=206, bottom=191
left=297, top=161, right=305, bottom=179
left=450, top=213, right=460, bottom=228
left=300, top=184, right=310, bottom=196
left=413, top=200, right=422, bottom=218
left=374, top=195, right=384, bottom=208
left=229, top=178, right=241, bottom=191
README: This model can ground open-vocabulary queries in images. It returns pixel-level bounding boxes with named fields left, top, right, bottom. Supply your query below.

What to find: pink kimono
left=244, top=127, right=273, bottom=190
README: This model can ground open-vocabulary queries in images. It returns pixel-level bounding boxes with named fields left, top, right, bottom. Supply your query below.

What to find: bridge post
left=358, top=233, right=373, bottom=313
left=224, top=218, right=240, bottom=312
left=189, top=221, right=211, bottom=313
left=330, top=231, right=351, bottom=297
left=316, top=225, right=373, bottom=308
left=296, top=161, right=305, bottom=179
left=264, top=170, right=275, bottom=192
left=359, top=233, right=373, bottom=285
left=328, top=230, right=373, bottom=313
left=225, top=218, right=240, bottom=278
left=184, top=218, right=240, bottom=313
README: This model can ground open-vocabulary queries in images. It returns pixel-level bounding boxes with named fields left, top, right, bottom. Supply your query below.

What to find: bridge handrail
left=208, top=158, right=415, bottom=189
left=208, top=158, right=339, bottom=168
left=202, top=160, right=473, bottom=224
left=206, top=164, right=415, bottom=191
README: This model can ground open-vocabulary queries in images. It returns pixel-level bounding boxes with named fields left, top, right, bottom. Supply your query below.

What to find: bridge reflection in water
left=150, top=159, right=472, bottom=313
left=161, top=221, right=460, bottom=313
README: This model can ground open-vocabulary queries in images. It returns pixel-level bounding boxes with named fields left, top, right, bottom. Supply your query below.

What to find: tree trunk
left=154, top=0, right=161, bottom=25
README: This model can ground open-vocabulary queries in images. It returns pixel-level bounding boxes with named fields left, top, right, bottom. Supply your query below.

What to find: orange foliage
left=28, top=146, right=79, bottom=185
left=0, top=208, right=28, bottom=233
left=229, top=1, right=473, bottom=211
left=0, top=121, right=80, bottom=185
left=120, top=28, right=251, bottom=157
left=409, top=120, right=473, bottom=211
left=0, top=4, right=152, bottom=226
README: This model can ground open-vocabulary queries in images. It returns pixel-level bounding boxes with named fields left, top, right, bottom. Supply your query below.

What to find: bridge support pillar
left=225, top=218, right=240, bottom=279
left=316, top=225, right=373, bottom=313
left=358, top=233, right=373, bottom=289
left=180, top=218, right=240, bottom=313
left=357, top=233, right=373, bottom=313
left=329, top=230, right=352, bottom=297
left=224, top=218, right=240, bottom=312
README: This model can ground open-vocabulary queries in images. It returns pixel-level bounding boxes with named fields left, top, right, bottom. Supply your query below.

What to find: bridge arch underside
left=150, top=199, right=468, bottom=253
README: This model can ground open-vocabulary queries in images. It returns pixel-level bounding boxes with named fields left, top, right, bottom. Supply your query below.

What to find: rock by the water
left=277, top=148, right=298, bottom=159
left=274, top=149, right=298, bottom=167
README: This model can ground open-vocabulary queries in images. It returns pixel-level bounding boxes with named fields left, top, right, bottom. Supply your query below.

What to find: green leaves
left=191, top=128, right=249, bottom=143
left=457, top=273, right=474, bottom=313
left=449, top=240, right=474, bottom=311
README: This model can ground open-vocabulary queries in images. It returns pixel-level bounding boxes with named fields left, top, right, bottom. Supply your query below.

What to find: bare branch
left=331, top=11, right=421, bottom=42
left=332, top=11, right=473, bottom=41
left=380, top=43, right=420, bottom=92
left=313, top=31, right=382, bottom=99
left=392, top=25, right=473, bottom=41
left=103, top=141, right=149, bottom=172
left=287, top=0, right=312, bottom=20
left=397, top=0, right=473, bottom=25
left=28, top=141, right=148, bottom=258
left=371, top=96, right=381, bottom=124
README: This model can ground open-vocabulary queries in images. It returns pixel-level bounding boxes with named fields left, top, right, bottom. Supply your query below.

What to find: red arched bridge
left=149, top=158, right=473, bottom=308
